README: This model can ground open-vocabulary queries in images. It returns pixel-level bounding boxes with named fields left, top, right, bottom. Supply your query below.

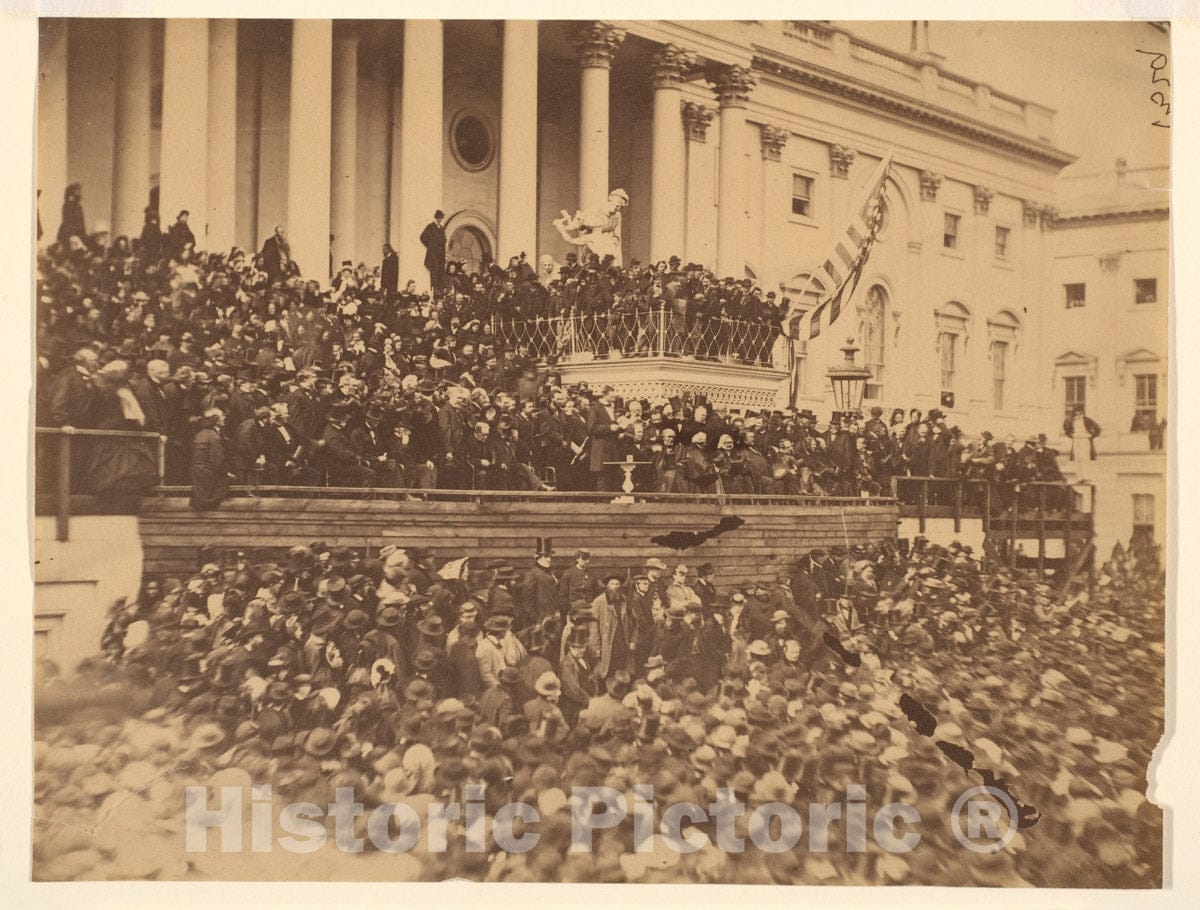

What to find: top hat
left=535, top=537, right=554, bottom=559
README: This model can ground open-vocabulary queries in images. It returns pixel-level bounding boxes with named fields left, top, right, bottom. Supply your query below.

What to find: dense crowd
left=37, top=208, right=1073, bottom=503
left=33, top=534, right=1163, bottom=884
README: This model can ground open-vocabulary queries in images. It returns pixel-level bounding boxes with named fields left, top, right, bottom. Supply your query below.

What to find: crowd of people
left=33, top=534, right=1163, bottom=884
left=36, top=198, right=1075, bottom=504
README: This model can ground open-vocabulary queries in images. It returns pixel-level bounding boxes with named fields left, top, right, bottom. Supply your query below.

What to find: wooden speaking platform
left=139, top=488, right=900, bottom=587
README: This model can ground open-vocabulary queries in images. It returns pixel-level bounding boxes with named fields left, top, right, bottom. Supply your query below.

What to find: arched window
left=859, top=285, right=887, bottom=399
left=447, top=225, right=491, bottom=274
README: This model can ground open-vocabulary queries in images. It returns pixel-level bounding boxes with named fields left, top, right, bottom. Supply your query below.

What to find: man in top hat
left=559, top=626, right=596, bottom=725
left=625, top=573, right=658, bottom=673
left=419, top=210, right=447, bottom=290
left=694, top=563, right=718, bottom=610
left=520, top=539, right=559, bottom=625
left=581, top=669, right=631, bottom=728
left=559, top=548, right=600, bottom=614
left=447, top=619, right=484, bottom=700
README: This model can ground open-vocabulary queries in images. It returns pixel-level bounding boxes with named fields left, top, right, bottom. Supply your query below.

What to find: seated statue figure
left=553, top=188, right=629, bottom=266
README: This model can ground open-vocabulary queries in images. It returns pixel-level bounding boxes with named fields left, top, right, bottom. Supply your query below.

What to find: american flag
left=807, top=151, right=892, bottom=340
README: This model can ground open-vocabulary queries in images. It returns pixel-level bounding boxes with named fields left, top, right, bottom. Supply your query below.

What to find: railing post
left=1037, top=485, right=1046, bottom=575
left=1009, top=484, right=1019, bottom=569
left=657, top=302, right=666, bottom=357
left=919, top=478, right=927, bottom=534
left=157, top=435, right=167, bottom=491
left=1064, top=482, right=1074, bottom=573
left=982, top=481, right=991, bottom=533
left=56, top=429, right=72, bottom=542
left=953, top=478, right=962, bottom=533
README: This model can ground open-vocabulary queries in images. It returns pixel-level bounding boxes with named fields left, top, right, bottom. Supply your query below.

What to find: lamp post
left=826, top=337, right=872, bottom=421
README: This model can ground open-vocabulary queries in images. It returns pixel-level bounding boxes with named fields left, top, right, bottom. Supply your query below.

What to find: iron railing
left=490, top=305, right=787, bottom=368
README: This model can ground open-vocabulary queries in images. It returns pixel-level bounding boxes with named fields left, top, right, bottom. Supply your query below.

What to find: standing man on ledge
left=420, top=210, right=447, bottom=291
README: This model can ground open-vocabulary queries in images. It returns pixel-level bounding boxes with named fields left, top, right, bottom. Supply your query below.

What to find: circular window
left=450, top=111, right=494, bottom=172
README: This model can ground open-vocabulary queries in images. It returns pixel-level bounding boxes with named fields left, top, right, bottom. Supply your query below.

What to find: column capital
left=973, top=185, right=995, bottom=214
left=919, top=169, right=943, bottom=202
left=709, top=64, right=756, bottom=108
left=829, top=143, right=856, bottom=178
left=651, top=43, right=698, bottom=89
left=681, top=100, right=716, bottom=142
left=576, top=21, right=626, bottom=69
left=759, top=124, right=789, bottom=162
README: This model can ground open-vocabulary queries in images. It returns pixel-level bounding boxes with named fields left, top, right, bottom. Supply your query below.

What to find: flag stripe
left=836, top=242, right=857, bottom=270
left=803, top=151, right=893, bottom=346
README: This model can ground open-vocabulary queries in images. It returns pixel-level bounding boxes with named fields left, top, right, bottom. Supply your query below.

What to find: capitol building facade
left=40, top=18, right=1135, bottom=439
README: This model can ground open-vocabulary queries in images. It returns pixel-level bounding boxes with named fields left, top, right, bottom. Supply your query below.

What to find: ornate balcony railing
left=490, top=306, right=788, bottom=369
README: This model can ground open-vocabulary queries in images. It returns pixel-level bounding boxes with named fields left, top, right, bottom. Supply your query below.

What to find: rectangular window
left=1135, top=373, right=1158, bottom=425
left=793, top=339, right=807, bottom=395
left=939, top=332, right=957, bottom=392
left=1132, top=493, right=1155, bottom=543
left=1135, top=278, right=1157, bottom=304
left=791, top=174, right=813, bottom=217
left=994, top=226, right=1010, bottom=259
left=1064, top=375, right=1086, bottom=421
left=943, top=213, right=960, bottom=249
left=991, top=340, right=1008, bottom=410
left=1065, top=283, right=1086, bottom=309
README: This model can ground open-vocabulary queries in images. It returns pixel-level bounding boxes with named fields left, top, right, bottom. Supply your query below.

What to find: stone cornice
left=1051, top=207, right=1170, bottom=228
left=750, top=54, right=1076, bottom=170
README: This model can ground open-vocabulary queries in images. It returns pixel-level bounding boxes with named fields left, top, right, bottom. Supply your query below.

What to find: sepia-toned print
left=31, top=18, right=1167, bottom=886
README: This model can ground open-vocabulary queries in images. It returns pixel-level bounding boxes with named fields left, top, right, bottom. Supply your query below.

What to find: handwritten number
left=1138, top=50, right=1171, bottom=128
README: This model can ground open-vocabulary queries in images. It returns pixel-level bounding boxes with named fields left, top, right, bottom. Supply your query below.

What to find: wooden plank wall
left=139, top=498, right=900, bottom=588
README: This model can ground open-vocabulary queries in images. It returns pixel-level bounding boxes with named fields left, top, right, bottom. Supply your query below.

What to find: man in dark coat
left=57, top=184, right=85, bottom=247
left=381, top=243, right=399, bottom=298
left=166, top=210, right=196, bottom=259
left=260, top=225, right=291, bottom=285
left=559, top=549, right=600, bottom=615
left=419, top=210, right=447, bottom=290
left=674, top=431, right=720, bottom=494
left=138, top=207, right=163, bottom=261
left=319, top=403, right=373, bottom=487
left=521, top=543, right=559, bottom=625
left=49, top=347, right=98, bottom=427
left=131, top=359, right=181, bottom=436
left=447, top=621, right=484, bottom=700
left=586, top=388, right=621, bottom=491
left=286, top=369, right=322, bottom=445
left=190, top=408, right=230, bottom=511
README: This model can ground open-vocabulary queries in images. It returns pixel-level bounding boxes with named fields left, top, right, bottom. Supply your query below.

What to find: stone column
left=498, top=20, right=539, bottom=264
left=286, top=20, right=333, bottom=281
left=398, top=20, right=443, bottom=292
left=160, top=19, right=210, bottom=246
left=37, top=21, right=70, bottom=245
left=576, top=22, right=625, bottom=213
left=712, top=64, right=756, bottom=278
left=681, top=100, right=716, bottom=266
left=330, top=26, right=359, bottom=270
left=206, top=19, right=238, bottom=255
left=649, top=44, right=695, bottom=264
left=111, top=20, right=153, bottom=241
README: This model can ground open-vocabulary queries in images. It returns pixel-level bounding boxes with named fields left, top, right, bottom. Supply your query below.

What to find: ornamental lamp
left=826, top=338, right=872, bottom=416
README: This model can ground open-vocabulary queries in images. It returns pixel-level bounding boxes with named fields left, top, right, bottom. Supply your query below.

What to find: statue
left=553, top=188, right=629, bottom=266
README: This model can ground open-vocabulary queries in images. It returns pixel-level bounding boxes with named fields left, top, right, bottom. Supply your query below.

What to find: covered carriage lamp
left=826, top=338, right=873, bottom=416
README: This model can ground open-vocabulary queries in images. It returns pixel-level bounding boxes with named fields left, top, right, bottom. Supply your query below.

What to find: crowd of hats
left=37, top=231, right=1079, bottom=505
left=32, top=532, right=1163, bottom=884
left=36, top=225, right=783, bottom=414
